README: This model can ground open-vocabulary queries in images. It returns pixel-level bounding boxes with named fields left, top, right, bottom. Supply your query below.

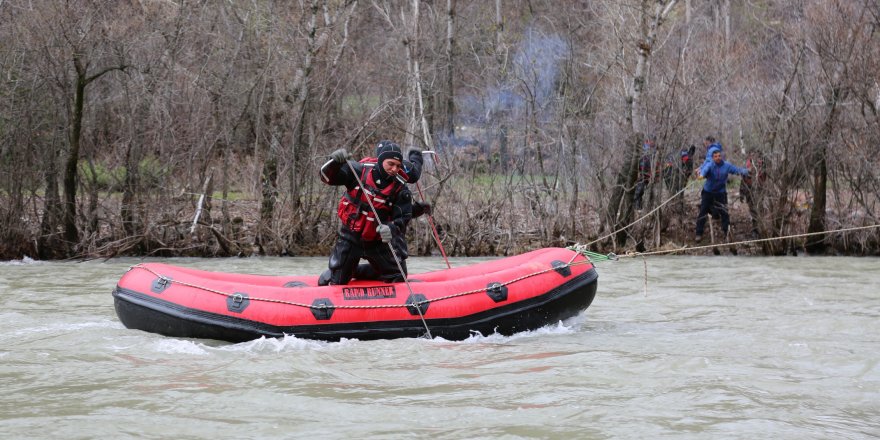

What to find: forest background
left=1, top=0, right=878, bottom=261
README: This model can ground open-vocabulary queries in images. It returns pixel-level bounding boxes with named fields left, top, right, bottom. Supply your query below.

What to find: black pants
left=354, top=226, right=411, bottom=280
left=695, top=190, right=729, bottom=236
left=633, top=179, right=647, bottom=210
left=321, top=235, right=407, bottom=285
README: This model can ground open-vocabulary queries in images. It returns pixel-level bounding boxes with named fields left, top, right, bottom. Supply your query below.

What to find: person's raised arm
left=728, top=163, right=749, bottom=177
left=404, top=148, right=424, bottom=184
left=320, top=148, right=354, bottom=186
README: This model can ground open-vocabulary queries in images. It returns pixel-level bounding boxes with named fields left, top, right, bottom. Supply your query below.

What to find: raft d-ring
left=311, top=298, right=334, bottom=320
left=151, top=275, right=173, bottom=293
left=227, top=292, right=251, bottom=313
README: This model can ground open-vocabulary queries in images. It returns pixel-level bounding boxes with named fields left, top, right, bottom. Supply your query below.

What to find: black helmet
left=376, top=140, right=403, bottom=164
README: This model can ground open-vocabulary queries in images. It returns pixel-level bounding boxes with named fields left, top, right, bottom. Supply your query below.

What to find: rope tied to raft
left=126, top=255, right=596, bottom=315
left=604, top=223, right=880, bottom=260
left=566, top=223, right=880, bottom=297
left=562, top=175, right=880, bottom=262
left=565, top=245, right=618, bottom=264
left=584, top=186, right=689, bottom=251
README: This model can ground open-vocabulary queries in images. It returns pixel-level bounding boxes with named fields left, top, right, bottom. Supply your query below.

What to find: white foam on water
left=112, top=321, right=579, bottom=354
left=0, top=255, right=41, bottom=266
left=219, top=334, right=331, bottom=353
left=150, top=338, right=210, bottom=355
left=431, top=320, right=576, bottom=344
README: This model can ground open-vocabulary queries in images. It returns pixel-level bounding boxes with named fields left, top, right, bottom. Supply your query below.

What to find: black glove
left=329, top=148, right=351, bottom=164
left=408, top=147, right=423, bottom=159
left=412, top=201, right=432, bottom=218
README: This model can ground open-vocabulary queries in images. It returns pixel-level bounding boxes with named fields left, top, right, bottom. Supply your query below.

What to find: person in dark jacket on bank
left=633, top=135, right=656, bottom=211
left=695, top=149, right=749, bottom=243
left=317, top=141, right=412, bottom=285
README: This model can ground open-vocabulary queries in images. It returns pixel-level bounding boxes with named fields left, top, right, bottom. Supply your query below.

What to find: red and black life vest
left=337, top=159, right=405, bottom=241
left=744, top=156, right=766, bottom=185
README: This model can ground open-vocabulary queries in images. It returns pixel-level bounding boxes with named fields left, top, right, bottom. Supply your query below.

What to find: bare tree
left=805, top=1, right=868, bottom=253
left=604, top=0, right=679, bottom=247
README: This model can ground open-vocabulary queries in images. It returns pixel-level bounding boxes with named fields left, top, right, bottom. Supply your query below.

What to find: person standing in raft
left=317, top=141, right=412, bottom=286
left=695, top=148, right=749, bottom=243
left=349, top=144, right=432, bottom=281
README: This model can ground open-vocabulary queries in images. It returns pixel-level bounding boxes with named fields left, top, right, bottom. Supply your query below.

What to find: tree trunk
left=62, top=76, right=86, bottom=248
left=494, top=0, right=509, bottom=168
left=63, top=54, right=126, bottom=254
left=289, top=0, right=320, bottom=213
left=121, top=141, right=140, bottom=240
left=85, top=156, right=99, bottom=238
left=722, top=0, right=731, bottom=46
left=606, top=0, right=678, bottom=248
left=806, top=151, right=827, bottom=253
left=606, top=132, right=643, bottom=247
left=444, top=0, right=456, bottom=140
left=39, top=144, right=63, bottom=259
left=806, top=86, right=845, bottom=254
left=258, top=133, right=280, bottom=255
left=626, top=0, right=678, bottom=134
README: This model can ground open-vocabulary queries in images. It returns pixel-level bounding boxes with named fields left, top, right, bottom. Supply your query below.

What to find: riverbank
left=3, top=187, right=878, bottom=262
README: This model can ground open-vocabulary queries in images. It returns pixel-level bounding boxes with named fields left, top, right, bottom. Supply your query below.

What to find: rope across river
left=564, top=181, right=880, bottom=263
left=125, top=175, right=878, bottom=336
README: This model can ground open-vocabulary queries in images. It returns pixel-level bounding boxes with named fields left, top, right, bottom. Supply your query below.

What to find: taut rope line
left=567, top=186, right=688, bottom=265
left=618, top=223, right=880, bottom=259
left=567, top=223, right=880, bottom=262
left=564, top=223, right=879, bottom=298
left=587, top=186, right=688, bottom=248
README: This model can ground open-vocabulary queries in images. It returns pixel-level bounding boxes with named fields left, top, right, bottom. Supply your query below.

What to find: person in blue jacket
left=695, top=149, right=749, bottom=242
left=702, top=135, right=724, bottom=164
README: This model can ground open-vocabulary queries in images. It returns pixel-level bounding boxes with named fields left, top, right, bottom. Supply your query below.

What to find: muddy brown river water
left=1, top=255, right=878, bottom=439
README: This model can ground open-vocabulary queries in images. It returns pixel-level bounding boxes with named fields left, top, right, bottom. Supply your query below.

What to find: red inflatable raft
left=112, top=247, right=598, bottom=342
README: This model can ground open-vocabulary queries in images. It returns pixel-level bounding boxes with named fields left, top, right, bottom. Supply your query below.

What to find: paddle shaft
left=414, top=182, right=451, bottom=269
left=417, top=151, right=452, bottom=269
